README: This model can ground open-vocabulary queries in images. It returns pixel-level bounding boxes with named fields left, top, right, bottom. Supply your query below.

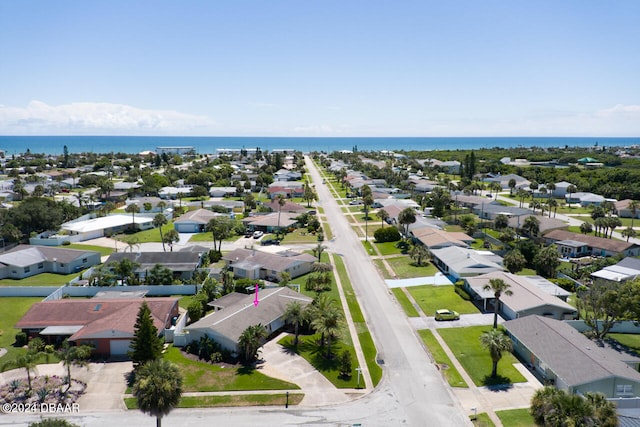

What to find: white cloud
left=0, top=101, right=215, bottom=135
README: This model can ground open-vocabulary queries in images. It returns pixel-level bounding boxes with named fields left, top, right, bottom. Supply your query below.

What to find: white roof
left=592, top=265, right=640, bottom=282
left=62, top=214, right=154, bottom=233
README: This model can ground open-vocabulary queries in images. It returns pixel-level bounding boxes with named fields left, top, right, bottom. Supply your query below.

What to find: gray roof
left=504, top=316, right=640, bottom=388
left=222, top=248, right=315, bottom=273
left=105, top=252, right=201, bottom=272
left=431, top=246, right=504, bottom=276
left=0, top=245, right=100, bottom=268
left=618, top=257, right=640, bottom=272
left=186, top=287, right=312, bottom=343
left=466, top=272, right=575, bottom=313
left=174, top=208, right=225, bottom=224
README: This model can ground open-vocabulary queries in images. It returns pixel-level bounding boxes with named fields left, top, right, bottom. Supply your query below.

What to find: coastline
left=1, top=135, right=639, bottom=155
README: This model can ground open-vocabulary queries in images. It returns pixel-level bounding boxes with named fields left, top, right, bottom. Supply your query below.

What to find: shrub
left=338, top=350, right=353, bottom=378
left=15, top=332, right=28, bottom=347
left=187, top=300, right=203, bottom=323
left=374, top=227, right=401, bottom=243
left=551, top=278, right=577, bottom=292
left=454, top=284, right=472, bottom=301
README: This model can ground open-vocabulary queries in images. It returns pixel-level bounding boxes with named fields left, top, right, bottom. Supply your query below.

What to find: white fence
left=565, top=320, right=640, bottom=334
left=1, top=284, right=197, bottom=299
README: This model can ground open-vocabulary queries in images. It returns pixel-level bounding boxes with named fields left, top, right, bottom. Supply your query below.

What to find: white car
left=252, top=231, right=264, bottom=239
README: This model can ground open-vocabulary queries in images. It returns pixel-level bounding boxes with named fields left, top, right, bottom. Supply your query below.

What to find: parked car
left=245, top=231, right=253, bottom=238
left=252, top=231, right=264, bottom=239
left=349, top=199, right=363, bottom=205
left=435, top=309, right=460, bottom=321
left=261, top=238, right=280, bottom=246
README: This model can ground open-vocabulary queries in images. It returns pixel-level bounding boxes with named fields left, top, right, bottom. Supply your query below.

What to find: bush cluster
left=374, top=227, right=401, bottom=243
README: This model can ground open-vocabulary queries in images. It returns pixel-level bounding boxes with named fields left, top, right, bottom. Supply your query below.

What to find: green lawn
left=66, top=244, right=114, bottom=257
left=471, top=412, right=496, bottom=427
left=408, top=285, right=479, bottom=316
left=125, top=393, right=304, bottom=409
left=333, top=254, right=382, bottom=386
left=279, top=334, right=360, bottom=388
left=0, top=297, right=57, bottom=368
left=163, top=346, right=298, bottom=392
left=417, top=329, right=468, bottom=388
left=189, top=232, right=240, bottom=243
left=391, top=288, right=420, bottom=317
left=384, top=256, right=439, bottom=279
left=0, top=271, right=86, bottom=287
left=114, top=222, right=175, bottom=244
left=496, top=408, right=535, bottom=427
left=609, top=333, right=640, bottom=354
left=277, top=231, right=322, bottom=244
left=438, top=326, right=527, bottom=387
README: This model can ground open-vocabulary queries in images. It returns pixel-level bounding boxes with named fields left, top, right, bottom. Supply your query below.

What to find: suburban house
left=209, top=186, right=237, bottom=197
left=504, top=316, right=640, bottom=398
left=173, top=208, right=228, bottom=233
left=551, top=181, right=575, bottom=198
left=267, top=181, right=304, bottom=199
left=543, top=230, right=640, bottom=258
left=222, top=248, right=316, bottom=282
left=615, top=199, right=640, bottom=219
left=158, top=186, right=192, bottom=200
left=204, top=200, right=244, bottom=214
left=16, top=297, right=179, bottom=357
left=273, top=169, right=302, bottom=182
left=483, top=173, right=530, bottom=190
left=242, top=212, right=300, bottom=232
left=591, top=257, right=640, bottom=284
left=473, top=203, right=531, bottom=221
left=508, top=215, right=568, bottom=235
left=62, top=214, right=155, bottom=240
left=264, top=199, right=308, bottom=214
left=0, top=245, right=101, bottom=279
left=409, top=227, right=473, bottom=250
left=125, top=196, right=166, bottom=213
left=183, top=287, right=313, bottom=354
left=465, top=272, right=577, bottom=321
left=430, top=246, right=504, bottom=281
left=564, top=192, right=606, bottom=207
left=104, top=251, right=203, bottom=281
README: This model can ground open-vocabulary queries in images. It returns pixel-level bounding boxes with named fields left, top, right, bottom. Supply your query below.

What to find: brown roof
left=265, top=200, right=307, bottom=213
left=411, top=227, right=472, bottom=248
left=508, top=214, right=568, bottom=234
left=16, top=298, right=178, bottom=341
left=544, top=229, right=637, bottom=252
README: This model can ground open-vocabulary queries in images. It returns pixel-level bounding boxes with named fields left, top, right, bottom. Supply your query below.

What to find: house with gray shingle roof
left=184, top=287, right=313, bottom=353
left=504, top=316, right=640, bottom=398
left=465, top=272, right=576, bottom=321
left=430, top=246, right=504, bottom=281
left=222, top=248, right=316, bottom=282
left=544, top=229, right=640, bottom=258
left=0, top=245, right=101, bottom=279
left=173, top=208, right=228, bottom=233
left=104, top=251, right=203, bottom=281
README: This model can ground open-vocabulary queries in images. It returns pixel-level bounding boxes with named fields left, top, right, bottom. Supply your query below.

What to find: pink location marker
left=253, top=284, right=259, bottom=307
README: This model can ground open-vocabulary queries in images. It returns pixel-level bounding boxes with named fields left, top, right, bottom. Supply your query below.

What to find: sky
left=0, top=1, right=639, bottom=137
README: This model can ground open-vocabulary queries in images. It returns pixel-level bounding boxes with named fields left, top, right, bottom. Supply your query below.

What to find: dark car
left=261, top=238, right=280, bottom=246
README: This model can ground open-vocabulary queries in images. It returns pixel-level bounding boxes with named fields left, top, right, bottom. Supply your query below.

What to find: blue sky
left=1, top=1, right=639, bottom=136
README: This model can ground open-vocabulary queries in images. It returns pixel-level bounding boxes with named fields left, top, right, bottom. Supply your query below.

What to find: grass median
left=417, top=329, right=467, bottom=388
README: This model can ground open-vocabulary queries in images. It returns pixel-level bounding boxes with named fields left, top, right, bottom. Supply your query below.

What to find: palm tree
left=132, top=359, right=183, bottom=427
left=547, top=198, right=558, bottom=218
left=629, top=200, right=640, bottom=229
left=483, top=278, right=513, bottom=329
left=312, top=243, right=327, bottom=262
left=276, top=194, right=286, bottom=233
left=479, top=329, right=512, bottom=378
left=279, top=271, right=291, bottom=286
left=409, top=243, right=430, bottom=266
left=508, top=178, right=516, bottom=196
left=376, top=209, right=389, bottom=228
left=530, top=387, right=617, bottom=427
left=163, top=229, right=180, bottom=252
left=622, top=226, right=637, bottom=242
left=57, top=340, right=92, bottom=391
left=566, top=184, right=577, bottom=209
left=398, top=207, right=417, bottom=237
left=1, top=349, right=45, bottom=393
left=311, top=304, right=344, bottom=358
left=153, top=214, right=168, bottom=252
left=125, top=203, right=141, bottom=231
left=238, top=324, right=268, bottom=362
left=283, top=301, right=307, bottom=346
left=522, top=216, right=540, bottom=239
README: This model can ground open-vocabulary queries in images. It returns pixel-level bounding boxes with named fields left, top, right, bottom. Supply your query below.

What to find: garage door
left=109, top=340, right=132, bottom=356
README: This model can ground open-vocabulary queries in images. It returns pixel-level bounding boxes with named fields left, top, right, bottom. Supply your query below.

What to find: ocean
left=0, top=136, right=638, bottom=155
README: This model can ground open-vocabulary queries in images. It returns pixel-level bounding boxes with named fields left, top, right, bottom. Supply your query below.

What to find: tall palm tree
left=153, top=213, right=168, bottom=252
left=163, top=229, right=180, bottom=252
left=409, top=243, right=430, bottom=266
left=276, top=194, right=286, bottom=233
left=398, top=207, right=417, bottom=237
left=479, top=329, right=512, bottom=378
left=566, top=184, right=577, bottom=209
left=522, top=216, right=540, bottom=239
left=238, top=324, right=268, bottom=362
left=132, top=359, right=183, bottom=427
left=312, top=243, right=327, bottom=262
left=125, top=203, right=141, bottom=231
left=283, top=301, right=307, bottom=346
left=483, top=278, right=513, bottom=329
left=629, top=200, right=640, bottom=229
left=311, top=304, right=344, bottom=358
left=376, top=209, right=389, bottom=228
